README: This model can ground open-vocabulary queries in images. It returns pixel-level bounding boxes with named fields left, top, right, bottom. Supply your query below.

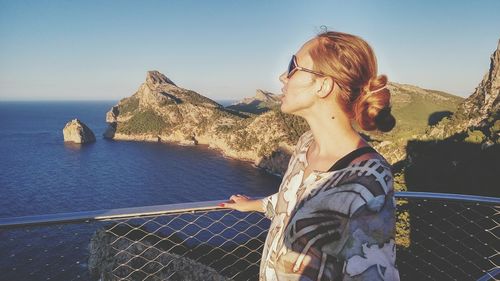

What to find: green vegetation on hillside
left=171, top=89, right=221, bottom=107
left=215, top=124, right=234, bottom=134
left=464, top=129, right=486, bottom=144
left=229, top=129, right=260, bottom=151
left=390, top=95, right=461, bottom=139
left=118, top=97, right=139, bottom=114
left=117, top=109, right=168, bottom=134
left=228, top=101, right=279, bottom=114
left=272, top=108, right=310, bottom=143
left=257, top=139, right=281, bottom=158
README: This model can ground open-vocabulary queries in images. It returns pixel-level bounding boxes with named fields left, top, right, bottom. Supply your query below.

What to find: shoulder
left=338, top=158, right=395, bottom=214
left=299, top=158, right=394, bottom=217
left=338, top=153, right=393, bottom=193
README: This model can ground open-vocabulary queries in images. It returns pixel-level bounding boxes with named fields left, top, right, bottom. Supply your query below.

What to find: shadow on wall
left=394, top=134, right=499, bottom=197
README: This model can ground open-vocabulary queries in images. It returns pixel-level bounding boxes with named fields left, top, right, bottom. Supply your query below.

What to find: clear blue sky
left=1, top=0, right=499, bottom=101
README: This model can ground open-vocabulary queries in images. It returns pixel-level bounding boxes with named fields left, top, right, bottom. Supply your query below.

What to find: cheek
left=285, top=80, right=312, bottom=102
left=282, top=75, right=315, bottom=102
left=280, top=87, right=315, bottom=114
left=287, top=75, right=314, bottom=92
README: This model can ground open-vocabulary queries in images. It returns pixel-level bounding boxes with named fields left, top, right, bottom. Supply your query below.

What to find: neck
left=302, top=103, right=367, bottom=158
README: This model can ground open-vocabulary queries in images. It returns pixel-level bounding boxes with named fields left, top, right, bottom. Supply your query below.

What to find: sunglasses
left=287, top=55, right=328, bottom=79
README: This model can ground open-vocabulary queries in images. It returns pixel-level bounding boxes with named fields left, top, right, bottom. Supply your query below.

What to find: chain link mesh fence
left=396, top=196, right=499, bottom=281
left=0, top=193, right=498, bottom=281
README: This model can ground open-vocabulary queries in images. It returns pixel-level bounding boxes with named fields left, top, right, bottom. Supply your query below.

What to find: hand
left=219, top=194, right=259, bottom=212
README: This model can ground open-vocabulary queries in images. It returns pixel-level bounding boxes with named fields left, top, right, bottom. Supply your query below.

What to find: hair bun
left=374, top=107, right=396, bottom=132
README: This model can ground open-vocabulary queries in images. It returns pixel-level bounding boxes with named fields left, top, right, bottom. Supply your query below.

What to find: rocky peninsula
left=104, top=70, right=297, bottom=175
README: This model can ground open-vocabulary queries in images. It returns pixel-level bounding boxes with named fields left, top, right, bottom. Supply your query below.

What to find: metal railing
left=0, top=192, right=498, bottom=281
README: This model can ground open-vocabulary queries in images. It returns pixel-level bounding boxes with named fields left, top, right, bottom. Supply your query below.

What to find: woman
left=221, top=30, right=400, bottom=281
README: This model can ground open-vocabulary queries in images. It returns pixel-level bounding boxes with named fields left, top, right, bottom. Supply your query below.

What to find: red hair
left=309, top=31, right=395, bottom=132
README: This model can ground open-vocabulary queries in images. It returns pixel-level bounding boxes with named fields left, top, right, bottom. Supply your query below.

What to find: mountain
left=366, top=82, right=464, bottom=164
left=386, top=82, right=463, bottom=135
left=459, top=40, right=500, bottom=127
left=104, top=71, right=301, bottom=175
left=225, top=82, right=464, bottom=164
left=387, top=40, right=500, bottom=197
left=425, top=40, right=500, bottom=141
left=105, top=68, right=467, bottom=176
left=227, top=90, right=280, bottom=114
left=228, top=83, right=463, bottom=139
left=105, top=42, right=499, bottom=191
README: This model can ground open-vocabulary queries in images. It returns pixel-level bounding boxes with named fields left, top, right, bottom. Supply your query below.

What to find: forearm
left=220, top=196, right=266, bottom=213
left=247, top=198, right=266, bottom=212
left=235, top=198, right=265, bottom=212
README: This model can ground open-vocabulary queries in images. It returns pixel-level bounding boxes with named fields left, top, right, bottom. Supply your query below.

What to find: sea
left=0, top=101, right=280, bottom=280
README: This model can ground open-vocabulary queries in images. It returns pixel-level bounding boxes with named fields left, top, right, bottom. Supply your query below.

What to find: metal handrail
left=0, top=191, right=498, bottom=229
left=394, top=191, right=500, bottom=204
left=0, top=199, right=225, bottom=228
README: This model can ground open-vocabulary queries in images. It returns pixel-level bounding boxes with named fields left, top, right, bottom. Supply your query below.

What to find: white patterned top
left=260, top=130, right=400, bottom=281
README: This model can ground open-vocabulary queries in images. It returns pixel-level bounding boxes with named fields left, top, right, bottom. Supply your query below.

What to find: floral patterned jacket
left=259, top=131, right=400, bottom=281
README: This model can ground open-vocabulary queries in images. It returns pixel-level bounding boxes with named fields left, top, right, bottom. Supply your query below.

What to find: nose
left=279, top=71, right=288, bottom=84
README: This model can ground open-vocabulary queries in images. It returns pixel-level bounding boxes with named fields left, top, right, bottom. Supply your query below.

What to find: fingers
left=219, top=198, right=235, bottom=208
left=219, top=194, right=250, bottom=209
left=218, top=202, right=229, bottom=208
left=230, top=194, right=250, bottom=201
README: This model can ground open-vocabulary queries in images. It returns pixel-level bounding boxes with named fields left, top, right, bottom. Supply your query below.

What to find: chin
left=280, top=101, right=309, bottom=117
left=280, top=102, right=291, bottom=114
left=280, top=104, right=300, bottom=115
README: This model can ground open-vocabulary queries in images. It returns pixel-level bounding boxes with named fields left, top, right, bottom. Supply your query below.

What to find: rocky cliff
left=88, top=226, right=231, bottom=281
left=355, top=41, right=500, bottom=166
left=105, top=68, right=468, bottom=176
left=105, top=71, right=296, bottom=176
left=227, top=89, right=280, bottom=114
left=425, top=39, right=500, bottom=142
left=386, top=39, right=500, bottom=196
left=459, top=40, right=500, bottom=127
left=371, top=82, right=464, bottom=164
left=63, top=119, right=96, bottom=144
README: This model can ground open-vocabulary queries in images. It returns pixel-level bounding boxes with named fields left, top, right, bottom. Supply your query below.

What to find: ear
left=316, top=77, right=334, bottom=98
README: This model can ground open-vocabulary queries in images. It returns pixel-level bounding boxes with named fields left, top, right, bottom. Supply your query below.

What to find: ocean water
left=0, top=101, right=280, bottom=280
left=0, top=101, right=280, bottom=217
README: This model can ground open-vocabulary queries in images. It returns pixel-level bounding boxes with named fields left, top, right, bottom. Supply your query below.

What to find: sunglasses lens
left=287, top=56, right=297, bottom=78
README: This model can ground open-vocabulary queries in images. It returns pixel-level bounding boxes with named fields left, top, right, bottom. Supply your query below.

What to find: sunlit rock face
left=104, top=70, right=295, bottom=176
left=88, top=228, right=230, bottom=281
left=63, top=119, right=96, bottom=144
left=459, top=39, right=500, bottom=127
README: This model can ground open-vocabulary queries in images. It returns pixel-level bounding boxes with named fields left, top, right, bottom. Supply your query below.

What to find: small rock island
left=63, top=119, right=96, bottom=144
